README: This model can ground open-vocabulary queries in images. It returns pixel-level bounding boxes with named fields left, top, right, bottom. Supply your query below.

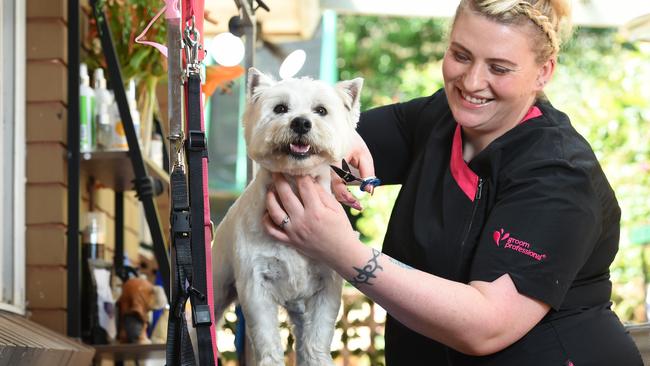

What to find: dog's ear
left=248, top=67, right=275, bottom=99
left=335, top=77, right=364, bottom=124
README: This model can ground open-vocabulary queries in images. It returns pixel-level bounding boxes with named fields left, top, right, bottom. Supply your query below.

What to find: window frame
left=0, top=0, right=26, bottom=314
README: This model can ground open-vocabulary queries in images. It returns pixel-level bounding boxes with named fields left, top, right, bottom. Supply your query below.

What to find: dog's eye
left=314, top=106, right=328, bottom=116
left=273, top=104, right=288, bottom=114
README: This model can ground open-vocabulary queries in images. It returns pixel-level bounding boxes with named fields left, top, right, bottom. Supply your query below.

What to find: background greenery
left=338, top=16, right=650, bottom=324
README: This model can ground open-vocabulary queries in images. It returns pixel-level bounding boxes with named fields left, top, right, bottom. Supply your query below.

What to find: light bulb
left=279, top=49, right=306, bottom=79
left=210, top=32, right=245, bottom=67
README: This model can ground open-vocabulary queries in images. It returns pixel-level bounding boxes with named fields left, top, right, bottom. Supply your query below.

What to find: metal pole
left=66, top=0, right=82, bottom=339
left=234, top=0, right=257, bottom=183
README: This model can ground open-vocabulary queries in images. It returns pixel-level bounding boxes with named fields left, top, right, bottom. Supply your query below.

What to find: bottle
left=81, top=211, right=109, bottom=344
left=127, top=79, right=141, bottom=143
left=82, top=211, right=106, bottom=259
left=96, top=103, right=112, bottom=150
left=109, top=95, right=127, bottom=150
left=79, top=63, right=95, bottom=152
left=93, top=68, right=114, bottom=150
left=110, top=79, right=140, bottom=150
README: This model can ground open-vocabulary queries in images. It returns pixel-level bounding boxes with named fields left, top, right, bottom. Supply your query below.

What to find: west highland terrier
left=212, top=67, right=363, bottom=366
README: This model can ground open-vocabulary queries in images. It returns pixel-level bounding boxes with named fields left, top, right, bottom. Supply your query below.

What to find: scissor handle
left=360, top=177, right=382, bottom=192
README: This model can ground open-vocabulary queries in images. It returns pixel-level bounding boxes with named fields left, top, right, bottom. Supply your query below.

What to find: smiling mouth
left=286, top=141, right=313, bottom=160
left=460, top=90, right=493, bottom=105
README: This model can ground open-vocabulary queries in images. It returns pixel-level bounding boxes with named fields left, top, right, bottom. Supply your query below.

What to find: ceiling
left=203, top=0, right=321, bottom=42
left=202, top=0, right=650, bottom=43
left=620, top=13, right=650, bottom=42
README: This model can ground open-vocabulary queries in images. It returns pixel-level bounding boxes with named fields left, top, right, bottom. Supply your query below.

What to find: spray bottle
left=110, top=79, right=140, bottom=150
left=127, top=79, right=141, bottom=143
left=79, top=63, right=95, bottom=152
left=93, top=68, right=114, bottom=150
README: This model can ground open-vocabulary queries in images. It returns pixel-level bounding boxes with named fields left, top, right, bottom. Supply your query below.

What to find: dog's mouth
left=287, top=142, right=312, bottom=159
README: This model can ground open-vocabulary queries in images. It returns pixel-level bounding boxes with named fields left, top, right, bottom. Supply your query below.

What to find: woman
left=263, top=0, right=643, bottom=364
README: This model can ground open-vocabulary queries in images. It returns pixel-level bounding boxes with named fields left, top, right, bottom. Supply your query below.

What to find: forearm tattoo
left=348, top=248, right=383, bottom=287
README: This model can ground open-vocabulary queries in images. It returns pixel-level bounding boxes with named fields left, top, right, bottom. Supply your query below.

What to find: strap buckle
left=187, top=130, right=206, bottom=152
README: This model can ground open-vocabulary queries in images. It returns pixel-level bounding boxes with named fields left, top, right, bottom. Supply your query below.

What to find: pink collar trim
left=450, top=106, right=541, bottom=201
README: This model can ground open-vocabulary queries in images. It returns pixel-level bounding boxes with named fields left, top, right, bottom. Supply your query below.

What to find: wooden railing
left=626, top=322, right=650, bottom=365
left=217, top=287, right=387, bottom=365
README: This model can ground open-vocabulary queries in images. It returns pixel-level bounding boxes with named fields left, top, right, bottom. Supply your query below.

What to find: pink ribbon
left=165, top=0, right=180, bottom=19
left=135, top=0, right=181, bottom=58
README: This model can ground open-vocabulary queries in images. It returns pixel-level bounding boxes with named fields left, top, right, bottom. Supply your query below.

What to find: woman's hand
left=263, top=173, right=359, bottom=264
left=331, top=131, right=376, bottom=210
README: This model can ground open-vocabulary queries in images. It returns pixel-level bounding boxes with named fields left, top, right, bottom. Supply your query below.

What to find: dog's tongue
left=290, top=143, right=311, bottom=154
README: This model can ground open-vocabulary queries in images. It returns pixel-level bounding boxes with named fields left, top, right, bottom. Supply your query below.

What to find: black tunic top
left=357, top=89, right=642, bottom=366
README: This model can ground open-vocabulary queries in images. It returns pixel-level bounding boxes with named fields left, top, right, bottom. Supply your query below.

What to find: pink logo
left=492, top=228, right=547, bottom=261
left=492, top=229, right=510, bottom=246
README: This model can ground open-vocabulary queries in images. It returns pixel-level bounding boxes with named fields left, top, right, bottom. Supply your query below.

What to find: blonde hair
left=454, top=0, right=572, bottom=63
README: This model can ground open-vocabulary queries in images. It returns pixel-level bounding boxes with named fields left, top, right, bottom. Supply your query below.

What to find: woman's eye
left=314, top=106, right=328, bottom=116
left=273, top=104, right=288, bottom=114
left=453, top=51, right=470, bottom=62
left=490, top=64, right=511, bottom=75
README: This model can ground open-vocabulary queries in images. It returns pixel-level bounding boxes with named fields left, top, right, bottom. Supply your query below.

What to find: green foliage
left=338, top=16, right=650, bottom=323
left=337, top=16, right=449, bottom=108
left=548, top=27, right=650, bottom=230
left=84, top=0, right=167, bottom=83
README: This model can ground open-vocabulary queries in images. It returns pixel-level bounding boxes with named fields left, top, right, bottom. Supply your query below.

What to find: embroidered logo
left=492, top=228, right=547, bottom=261
left=492, top=229, right=509, bottom=246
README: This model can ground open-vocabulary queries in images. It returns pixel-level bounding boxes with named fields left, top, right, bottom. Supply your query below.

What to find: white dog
left=212, top=68, right=363, bottom=366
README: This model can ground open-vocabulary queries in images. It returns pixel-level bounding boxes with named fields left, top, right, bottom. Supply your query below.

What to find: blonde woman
left=264, top=0, right=643, bottom=364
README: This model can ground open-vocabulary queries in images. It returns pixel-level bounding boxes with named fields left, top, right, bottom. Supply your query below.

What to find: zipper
left=460, top=178, right=484, bottom=248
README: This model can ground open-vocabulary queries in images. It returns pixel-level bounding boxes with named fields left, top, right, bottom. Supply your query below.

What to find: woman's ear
left=536, top=58, right=556, bottom=90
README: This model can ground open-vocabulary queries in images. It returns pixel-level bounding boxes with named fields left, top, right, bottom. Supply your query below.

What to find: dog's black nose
left=290, top=117, right=311, bottom=135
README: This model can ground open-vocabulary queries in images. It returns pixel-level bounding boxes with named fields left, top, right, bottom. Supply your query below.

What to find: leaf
left=129, top=48, right=150, bottom=71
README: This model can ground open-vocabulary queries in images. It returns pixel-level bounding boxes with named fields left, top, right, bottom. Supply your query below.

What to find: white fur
left=213, top=68, right=363, bottom=366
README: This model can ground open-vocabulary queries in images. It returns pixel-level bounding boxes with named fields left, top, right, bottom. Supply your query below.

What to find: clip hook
left=183, top=15, right=202, bottom=76
left=168, top=133, right=185, bottom=170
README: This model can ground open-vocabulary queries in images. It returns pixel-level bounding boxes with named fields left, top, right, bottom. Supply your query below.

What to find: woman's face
left=442, top=8, right=553, bottom=136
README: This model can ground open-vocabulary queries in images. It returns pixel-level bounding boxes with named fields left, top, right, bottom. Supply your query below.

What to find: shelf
left=81, top=150, right=169, bottom=191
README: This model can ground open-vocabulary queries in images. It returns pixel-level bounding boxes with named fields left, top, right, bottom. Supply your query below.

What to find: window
left=0, top=0, right=25, bottom=313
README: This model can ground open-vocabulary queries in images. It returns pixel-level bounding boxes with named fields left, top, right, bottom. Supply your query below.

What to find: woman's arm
left=336, top=245, right=550, bottom=356
left=264, top=174, right=550, bottom=356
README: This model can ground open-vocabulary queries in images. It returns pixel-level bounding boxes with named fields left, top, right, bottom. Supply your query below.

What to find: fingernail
left=347, top=198, right=362, bottom=210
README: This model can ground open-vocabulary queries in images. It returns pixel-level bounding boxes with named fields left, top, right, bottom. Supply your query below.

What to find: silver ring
left=280, top=215, right=290, bottom=228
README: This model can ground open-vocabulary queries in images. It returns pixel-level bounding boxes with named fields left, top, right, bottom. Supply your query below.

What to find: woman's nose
left=462, top=64, right=487, bottom=91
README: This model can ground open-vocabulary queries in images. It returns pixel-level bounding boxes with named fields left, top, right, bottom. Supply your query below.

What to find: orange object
left=202, top=65, right=245, bottom=97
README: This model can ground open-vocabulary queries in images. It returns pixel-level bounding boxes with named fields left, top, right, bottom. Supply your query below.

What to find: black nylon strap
left=167, top=168, right=197, bottom=366
left=166, top=260, right=196, bottom=366
left=186, top=73, right=215, bottom=365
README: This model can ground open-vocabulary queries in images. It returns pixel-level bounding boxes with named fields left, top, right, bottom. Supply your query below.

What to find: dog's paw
left=296, top=353, right=335, bottom=366
left=258, top=356, right=285, bottom=366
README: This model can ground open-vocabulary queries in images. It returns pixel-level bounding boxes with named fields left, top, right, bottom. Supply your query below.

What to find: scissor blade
left=330, top=165, right=361, bottom=183
left=341, top=159, right=351, bottom=173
